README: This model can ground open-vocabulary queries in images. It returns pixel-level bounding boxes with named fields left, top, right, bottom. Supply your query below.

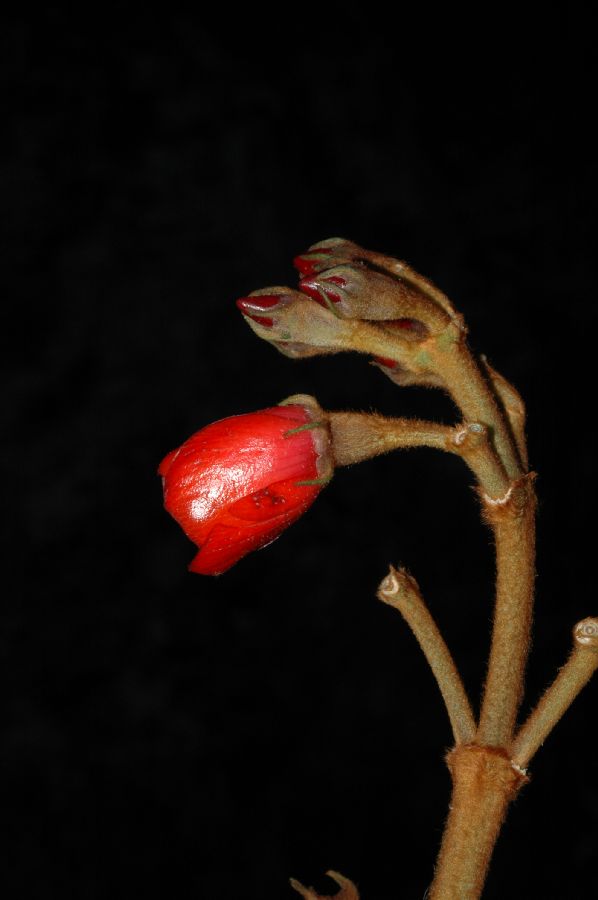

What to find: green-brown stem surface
left=242, top=247, right=597, bottom=899
left=378, top=567, right=476, bottom=745
left=329, top=413, right=510, bottom=500
left=429, top=746, right=527, bottom=900
left=427, top=334, right=523, bottom=480
left=512, top=619, right=598, bottom=767
left=477, top=475, right=536, bottom=746
left=336, top=316, right=536, bottom=896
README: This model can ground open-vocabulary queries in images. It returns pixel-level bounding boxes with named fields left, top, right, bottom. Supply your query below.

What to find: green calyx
left=295, top=473, right=333, bottom=487
left=283, top=421, right=326, bottom=438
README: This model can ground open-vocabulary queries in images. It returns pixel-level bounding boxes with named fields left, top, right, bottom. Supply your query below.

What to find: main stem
left=426, top=495, right=536, bottom=897
left=424, top=338, right=536, bottom=897
left=428, top=746, right=527, bottom=900
left=478, top=477, right=536, bottom=745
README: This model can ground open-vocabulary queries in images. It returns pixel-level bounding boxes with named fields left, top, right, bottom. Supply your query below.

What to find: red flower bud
left=159, top=398, right=332, bottom=575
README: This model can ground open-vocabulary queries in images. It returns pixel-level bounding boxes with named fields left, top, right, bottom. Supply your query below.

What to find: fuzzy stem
left=427, top=334, right=523, bottom=480
left=480, top=356, right=528, bottom=471
left=351, top=320, right=524, bottom=479
left=477, top=476, right=537, bottom=745
left=511, top=618, right=598, bottom=767
left=328, top=413, right=510, bottom=500
left=378, top=567, right=477, bottom=745
left=428, top=745, right=527, bottom=900
left=448, top=422, right=511, bottom=500
left=328, top=412, right=451, bottom=464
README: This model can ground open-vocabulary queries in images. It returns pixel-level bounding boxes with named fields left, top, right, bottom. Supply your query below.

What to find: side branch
left=378, top=566, right=477, bottom=745
left=481, top=356, right=528, bottom=472
left=329, top=412, right=510, bottom=500
left=426, top=332, right=523, bottom=481
left=511, top=618, right=598, bottom=768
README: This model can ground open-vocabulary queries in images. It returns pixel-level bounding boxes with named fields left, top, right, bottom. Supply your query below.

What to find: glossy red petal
left=159, top=405, right=326, bottom=574
left=187, top=520, right=286, bottom=575
left=226, top=478, right=320, bottom=523
left=188, top=479, right=321, bottom=575
left=158, top=447, right=180, bottom=477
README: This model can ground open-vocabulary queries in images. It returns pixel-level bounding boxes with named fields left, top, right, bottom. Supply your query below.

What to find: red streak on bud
left=245, top=314, right=274, bottom=327
left=236, top=294, right=282, bottom=310
left=322, top=275, right=346, bottom=287
left=236, top=298, right=276, bottom=327
left=373, top=356, right=399, bottom=369
left=298, top=278, right=342, bottom=307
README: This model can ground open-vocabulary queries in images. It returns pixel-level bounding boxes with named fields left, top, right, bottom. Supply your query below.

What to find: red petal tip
left=236, top=294, right=282, bottom=312
left=236, top=299, right=274, bottom=327
left=292, top=255, right=317, bottom=275
left=292, top=247, right=334, bottom=275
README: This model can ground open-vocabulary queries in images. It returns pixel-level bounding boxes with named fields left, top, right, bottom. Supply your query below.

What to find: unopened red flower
left=159, top=396, right=333, bottom=575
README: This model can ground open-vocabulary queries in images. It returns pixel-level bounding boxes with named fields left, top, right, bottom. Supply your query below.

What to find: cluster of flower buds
left=236, top=237, right=463, bottom=385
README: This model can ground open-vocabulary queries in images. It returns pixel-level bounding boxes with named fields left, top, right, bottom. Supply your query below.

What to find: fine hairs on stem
left=228, top=239, right=598, bottom=899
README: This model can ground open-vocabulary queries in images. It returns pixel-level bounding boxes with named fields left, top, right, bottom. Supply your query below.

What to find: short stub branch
left=511, top=617, right=598, bottom=768
left=378, top=566, right=477, bottom=745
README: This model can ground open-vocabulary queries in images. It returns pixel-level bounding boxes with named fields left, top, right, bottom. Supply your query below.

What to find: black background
left=6, top=10, right=597, bottom=899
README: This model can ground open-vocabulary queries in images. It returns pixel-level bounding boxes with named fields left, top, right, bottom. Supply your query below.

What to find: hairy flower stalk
left=161, top=239, right=596, bottom=899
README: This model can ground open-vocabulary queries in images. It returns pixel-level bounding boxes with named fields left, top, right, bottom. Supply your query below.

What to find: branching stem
left=240, top=242, right=598, bottom=899
left=427, top=332, right=523, bottom=480
left=329, top=413, right=510, bottom=500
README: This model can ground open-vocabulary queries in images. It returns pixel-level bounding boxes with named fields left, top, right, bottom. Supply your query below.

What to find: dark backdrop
left=6, top=11, right=597, bottom=900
